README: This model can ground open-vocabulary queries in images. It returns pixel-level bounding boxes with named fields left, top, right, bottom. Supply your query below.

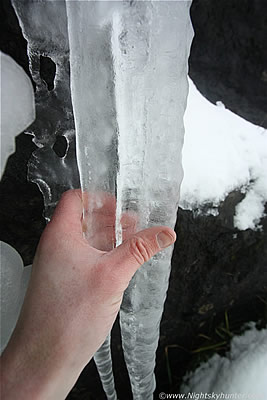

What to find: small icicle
left=94, top=334, right=117, bottom=400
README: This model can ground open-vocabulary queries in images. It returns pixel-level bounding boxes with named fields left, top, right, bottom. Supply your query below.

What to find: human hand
left=1, top=189, right=176, bottom=399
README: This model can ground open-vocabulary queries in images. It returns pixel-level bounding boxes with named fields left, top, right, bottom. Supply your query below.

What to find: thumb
left=102, top=226, right=176, bottom=289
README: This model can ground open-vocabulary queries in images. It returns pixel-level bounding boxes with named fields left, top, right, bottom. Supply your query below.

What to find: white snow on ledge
left=181, top=322, right=267, bottom=397
left=181, top=78, right=267, bottom=231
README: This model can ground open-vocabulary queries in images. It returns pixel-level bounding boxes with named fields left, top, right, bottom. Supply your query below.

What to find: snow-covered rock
left=181, top=79, right=267, bottom=231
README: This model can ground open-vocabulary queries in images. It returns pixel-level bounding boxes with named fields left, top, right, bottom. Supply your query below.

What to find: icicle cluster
left=11, top=1, right=193, bottom=398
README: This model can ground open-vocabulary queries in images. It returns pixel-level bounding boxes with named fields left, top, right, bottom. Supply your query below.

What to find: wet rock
left=189, top=0, right=267, bottom=128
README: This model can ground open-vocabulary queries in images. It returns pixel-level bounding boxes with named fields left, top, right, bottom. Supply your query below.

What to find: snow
left=181, top=79, right=267, bottom=230
left=181, top=323, right=267, bottom=398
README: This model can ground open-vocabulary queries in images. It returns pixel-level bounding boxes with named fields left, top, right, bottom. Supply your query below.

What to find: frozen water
left=11, top=1, right=193, bottom=398
left=12, top=1, right=114, bottom=397
left=66, top=0, right=119, bottom=245
left=93, top=333, right=117, bottom=400
left=0, top=242, right=32, bottom=353
left=113, top=3, right=193, bottom=398
left=0, top=51, right=34, bottom=353
left=0, top=242, right=24, bottom=353
left=181, top=323, right=267, bottom=397
left=65, top=2, right=123, bottom=397
left=67, top=1, right=193, bottom=398
left=0, top=51, right=35, bottom=175
left=12, top=0, right=80, bottom=221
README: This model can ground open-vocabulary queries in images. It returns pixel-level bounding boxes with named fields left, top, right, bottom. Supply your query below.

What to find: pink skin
left=1, top=189, right=176, bottom=399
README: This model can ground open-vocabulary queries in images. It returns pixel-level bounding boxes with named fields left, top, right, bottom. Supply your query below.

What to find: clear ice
left=0, top=51, right=35, bottom=174
left=0, top=242, right=32, bottom=353
left=113, top=3, right=193, bottom=398
left=11, top=1, right=193, bottom=398
left=66, top=1, right=193, bottom=398
left=12, top=0, right=80, bottom=221
left=0, top=51, right=34, bottom=353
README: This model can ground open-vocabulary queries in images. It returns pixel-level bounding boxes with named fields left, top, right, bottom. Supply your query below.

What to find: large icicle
left=12, top=1, right=116, bottom=397
left=65, top=2, right=119, bottom=398
left=111, top=2, right=193, bottom=398
left=67, top=1, right=193, bottom=398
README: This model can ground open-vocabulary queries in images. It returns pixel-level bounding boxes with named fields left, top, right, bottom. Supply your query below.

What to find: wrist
left=1, top=336, right=82, bottom=400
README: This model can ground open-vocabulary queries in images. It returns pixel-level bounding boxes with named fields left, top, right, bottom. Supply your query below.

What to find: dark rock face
left=0, top=0, right=266, bottom=398
left=189, top=0, right=267, bottom=128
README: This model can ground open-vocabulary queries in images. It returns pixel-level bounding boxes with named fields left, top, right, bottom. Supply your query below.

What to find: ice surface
left=11, top=1, right=193, bottom=398
left=0, top=242, right=31, bottom=353
left=12, top=1, right=115, bottom=396
left=0, top=51, right=34, bottom=353
left=181, top=79, right=267, bottom=230
left=67, top=1, right=193, bottom=398
left=12, top=0, right=80, bottom=221
left=0, top=52, right=35, bottom=175
left=181, top=323, right=267, bottom=397
left=93, top=333, right=117, bottom=400
left=65, top=2, right=124, bottom=397
left=66, top=0, right=119, bottom=244
left=113, top=3, right=193, bottom=398
left=0, top=242, right=23, bottom=353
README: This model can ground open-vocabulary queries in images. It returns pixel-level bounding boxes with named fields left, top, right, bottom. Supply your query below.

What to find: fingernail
left=157, top=232, right=174, bottom=249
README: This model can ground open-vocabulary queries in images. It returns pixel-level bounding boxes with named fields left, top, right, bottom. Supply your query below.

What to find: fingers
left=101, top=226, right=176, bottom=291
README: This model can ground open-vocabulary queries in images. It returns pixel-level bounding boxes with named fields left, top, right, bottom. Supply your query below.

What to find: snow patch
left=181, top=79, right=267, bottom=231
left=181, top=322, right=267, bottom=398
